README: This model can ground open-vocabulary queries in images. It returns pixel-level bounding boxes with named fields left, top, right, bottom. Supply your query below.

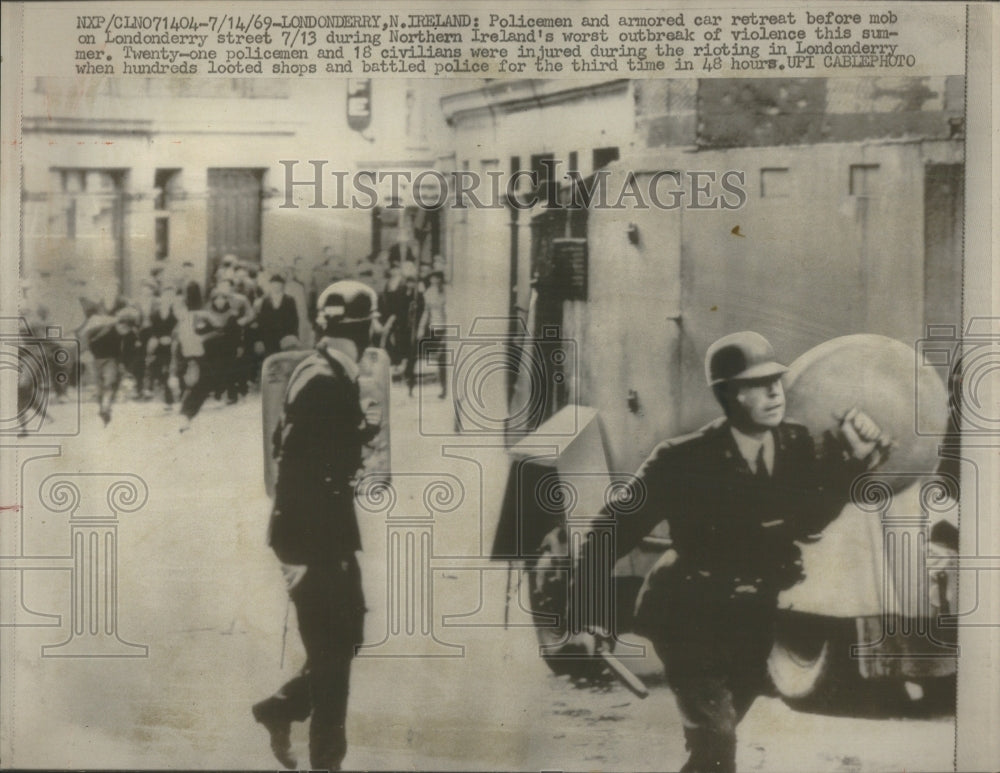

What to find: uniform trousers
left=257, top=557, right=364, bottom=771
left=650, top=604, right=775, bottom=773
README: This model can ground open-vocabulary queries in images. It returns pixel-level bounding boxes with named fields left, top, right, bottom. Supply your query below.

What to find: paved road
left=2, top=383, right=954, bottom=770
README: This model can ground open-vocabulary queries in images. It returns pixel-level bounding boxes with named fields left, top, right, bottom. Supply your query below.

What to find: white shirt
left=730, top=426, right=775, bottom=476
left=422, top=285, right=447, bottom=330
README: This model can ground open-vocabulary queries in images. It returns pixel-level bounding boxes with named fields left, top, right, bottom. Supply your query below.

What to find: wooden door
left=206, top=168, right=263, bottom=282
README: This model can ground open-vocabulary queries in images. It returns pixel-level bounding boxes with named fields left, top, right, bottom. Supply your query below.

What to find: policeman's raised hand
left=836, top=406, right=893, bottom=466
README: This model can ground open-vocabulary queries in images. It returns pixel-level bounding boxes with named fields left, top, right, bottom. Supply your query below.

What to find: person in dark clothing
left=239, top=265, right=267, bottom=387
left=234, top=263, right=260, bottom=304
left=180, top=261, right=204, bottom=312
left=82, top=308, right=140, bottom=426
left=254, top=274, right=300, bottom=358
left=378, top=266, right=410, bottom=367
left=130, top=281, right=159, bottom=400
left=253, top=280, right=381, bottom=772
left=571, top=331, right=891, bottom=773
left=210, top=277, right=255, bottom=400
left=178, top=290, right=240, bottom=431
left=401, top=274, right=425, bottom=397
left=144, top=291, right=178, bottom=405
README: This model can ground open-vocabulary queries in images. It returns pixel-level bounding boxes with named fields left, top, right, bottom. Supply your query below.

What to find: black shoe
left=252, top=702, right=296, bottom=770
left=99, top=409, right=111, bottom=426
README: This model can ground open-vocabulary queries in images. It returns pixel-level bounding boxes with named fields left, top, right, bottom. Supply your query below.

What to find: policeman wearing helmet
left=253, top=281, right=380, bottom=771
left=577, top=331, right=890, bottom=773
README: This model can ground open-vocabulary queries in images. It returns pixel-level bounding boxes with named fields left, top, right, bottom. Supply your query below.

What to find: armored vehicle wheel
left=527, top=527, right=608, bottom=681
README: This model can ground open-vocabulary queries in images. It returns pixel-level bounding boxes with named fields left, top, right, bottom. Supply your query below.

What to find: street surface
left=2, top=381, right=954, bottom=771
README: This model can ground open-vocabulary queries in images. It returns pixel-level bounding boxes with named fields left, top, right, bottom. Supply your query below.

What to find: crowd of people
left=57, top=256, right=302, bottom=429
left=18, top=249, right=449, bottom=430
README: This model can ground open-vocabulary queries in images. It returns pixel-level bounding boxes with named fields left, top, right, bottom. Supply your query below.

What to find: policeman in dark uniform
left=252, top=280, right=380, bottom=772
left=579, top=331, right=890, bottom=773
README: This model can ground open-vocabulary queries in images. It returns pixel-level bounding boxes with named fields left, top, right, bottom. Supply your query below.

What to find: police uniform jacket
left=603, top=417, right=866, bottom=638
left=268, top=343, right=367, bottom=566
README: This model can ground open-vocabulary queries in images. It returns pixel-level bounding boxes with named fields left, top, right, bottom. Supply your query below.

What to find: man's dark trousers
left=650, top=604, right=775, bottom=773
left=256, top=557, right=364, bottom=771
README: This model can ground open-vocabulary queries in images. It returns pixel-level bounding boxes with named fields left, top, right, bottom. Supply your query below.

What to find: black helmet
left=315, top=280, right=378, bottom=334
left=705, top=331, right=788, bottom=386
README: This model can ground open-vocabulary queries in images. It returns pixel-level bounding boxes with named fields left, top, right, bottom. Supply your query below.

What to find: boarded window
left=206, top=168, right=264, bottom=281
left=760, top=168, right=791, bottom=198
left=850, top=164, right=881, bottom=197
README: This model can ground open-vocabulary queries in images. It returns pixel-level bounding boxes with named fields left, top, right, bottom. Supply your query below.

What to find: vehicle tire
left=527, top=527, right=607, bottom=681
left=768, top=630, right=831, bottom=700
left=768, top=613, right=857, bottom=707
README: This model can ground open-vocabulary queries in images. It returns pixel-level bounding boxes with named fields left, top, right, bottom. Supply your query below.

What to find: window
left=592, top=146, right=620, bottom=171
left=154, top=169, right=182, bottom=260
left=850, top=164, right=881, bottom=197
left=760, top=168, right=791, bottom=198
left=154, top=169, right=181, bottom=211
left=51, top=168, right=125, bottom=239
